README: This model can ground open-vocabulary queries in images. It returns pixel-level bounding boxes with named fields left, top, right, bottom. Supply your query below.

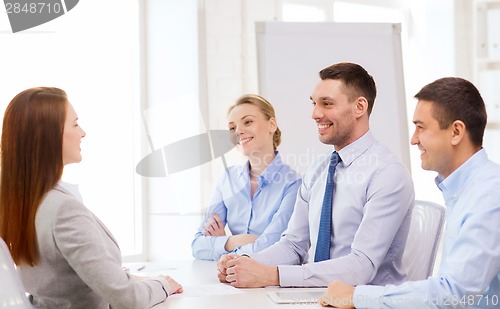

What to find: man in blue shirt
left=321, top=77, right=500, bottom=308
left=216, top=62, right=415, bottom=288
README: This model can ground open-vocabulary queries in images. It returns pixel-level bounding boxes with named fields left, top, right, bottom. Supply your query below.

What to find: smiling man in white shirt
left=216, top=62, right=415, bottom=288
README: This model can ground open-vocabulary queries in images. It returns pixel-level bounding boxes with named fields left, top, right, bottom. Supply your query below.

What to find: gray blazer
left=19, top=184, right=169, bottom=309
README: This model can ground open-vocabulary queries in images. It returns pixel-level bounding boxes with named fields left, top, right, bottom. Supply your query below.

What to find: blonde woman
left=192, top=94, right=301, bottom=261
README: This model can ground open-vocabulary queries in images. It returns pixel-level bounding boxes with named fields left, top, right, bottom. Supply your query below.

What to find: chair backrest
left=402, top=200, right=446, bottom=281
left=0, top=238, right=33, bottom=308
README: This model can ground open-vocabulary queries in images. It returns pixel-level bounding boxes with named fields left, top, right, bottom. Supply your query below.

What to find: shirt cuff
left=353, top=285, right=385, bottom=309
left=277, top=265, right=304, bottom=287
left=213, top=235, right=230, bottom=259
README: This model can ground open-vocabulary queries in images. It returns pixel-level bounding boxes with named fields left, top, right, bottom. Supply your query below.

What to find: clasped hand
left=216, top=253, right=279, bottom=288
left=319, top=280, right=355, bottom=308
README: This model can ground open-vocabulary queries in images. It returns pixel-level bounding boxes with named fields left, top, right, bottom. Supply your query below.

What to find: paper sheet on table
left=177, top=283, right=245, bottom=297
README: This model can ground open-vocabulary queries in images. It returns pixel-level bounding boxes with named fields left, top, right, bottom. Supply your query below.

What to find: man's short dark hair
left=319, top=62, right=377, bottom=115
left=414, top=77, right=487, bottom=147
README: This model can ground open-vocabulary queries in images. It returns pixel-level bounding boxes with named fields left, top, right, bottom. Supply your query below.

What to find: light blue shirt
left=191, top=152, right=301, bottom=261
left=354, top=149, right=500, bottom=308
left=250, top=131, right=415, bottom=287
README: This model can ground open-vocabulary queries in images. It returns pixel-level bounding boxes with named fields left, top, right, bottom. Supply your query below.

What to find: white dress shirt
left=251, top=131, right=415, bottom=287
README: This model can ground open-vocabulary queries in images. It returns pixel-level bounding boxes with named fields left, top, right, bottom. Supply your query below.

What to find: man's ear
left=354, top=97, right=368, bottom=118
left=450, top=120, right=466, bottom=146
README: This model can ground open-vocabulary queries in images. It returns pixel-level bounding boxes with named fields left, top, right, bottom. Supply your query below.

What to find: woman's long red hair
left=0, top=87, right=67, bottom=265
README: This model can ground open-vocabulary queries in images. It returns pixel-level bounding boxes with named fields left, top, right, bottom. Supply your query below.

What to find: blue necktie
left=314, top=151, right=341, bottom=262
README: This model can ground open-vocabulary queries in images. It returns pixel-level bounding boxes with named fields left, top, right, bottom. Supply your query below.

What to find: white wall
left=143, top=0, right=202, bottom=261
left=0, top=0, right=144, bottom=258
left=404, top=0, right=455, bottom=206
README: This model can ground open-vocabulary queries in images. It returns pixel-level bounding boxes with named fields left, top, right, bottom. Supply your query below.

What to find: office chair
left=401, top=200, right=446, bottom=281
left=0, top=238, right=33, bottom=308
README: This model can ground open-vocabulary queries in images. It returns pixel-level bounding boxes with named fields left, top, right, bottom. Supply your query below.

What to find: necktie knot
left=330, top=151, right=341, bottom=166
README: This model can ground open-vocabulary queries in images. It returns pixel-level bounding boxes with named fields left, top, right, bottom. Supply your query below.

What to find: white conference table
left=125, top=259, right=326, bottom=309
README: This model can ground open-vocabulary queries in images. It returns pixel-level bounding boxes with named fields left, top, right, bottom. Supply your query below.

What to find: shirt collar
left=337, top=130, right=375, bottom=166
left=56, top=180, right=84, bottom=202
left=435, top=148, right=488, bottom=205
left=239, top=151, right=283, bottom=184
